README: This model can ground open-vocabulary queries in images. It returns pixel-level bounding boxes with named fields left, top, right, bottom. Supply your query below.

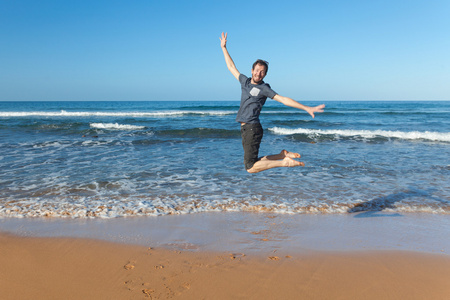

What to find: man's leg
left=241, top=123, right=264, bottom=170
left=241, top=124, right=304, bottom=173
left=260, top=149, right=301, bottom=161
left=247, top=153, right=304, bottom=173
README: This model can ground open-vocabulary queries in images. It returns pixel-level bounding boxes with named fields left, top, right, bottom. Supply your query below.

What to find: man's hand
left=220, top=32, right=240, bottom=80
left=306, top=104, right=325, bottom=118
left=273, top=95, right=325, bottom=118
left=220, top=32, right=227, bottom=48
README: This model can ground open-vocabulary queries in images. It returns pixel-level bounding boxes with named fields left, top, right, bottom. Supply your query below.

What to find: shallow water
left=0, top=101, right=449, bottom=218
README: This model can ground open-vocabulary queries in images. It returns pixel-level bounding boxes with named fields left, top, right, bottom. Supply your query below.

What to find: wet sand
left=1, top=213, right=450, bottom=299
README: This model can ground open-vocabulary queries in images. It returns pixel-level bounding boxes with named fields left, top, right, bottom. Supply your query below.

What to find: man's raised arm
left=273, top=94, right=325, bottom=119
left=220, top=32, right=240, bottom=80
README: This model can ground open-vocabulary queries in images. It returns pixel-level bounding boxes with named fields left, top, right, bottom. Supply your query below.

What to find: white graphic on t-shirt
left=250, top=87, right=261, bottom=97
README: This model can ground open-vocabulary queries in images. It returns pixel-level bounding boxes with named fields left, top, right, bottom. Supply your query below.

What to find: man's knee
left=246, top=168, right=257, bottom=174
left=244, top=157, right=261, bottom=172
left=244, top=161, right=255, bottom=171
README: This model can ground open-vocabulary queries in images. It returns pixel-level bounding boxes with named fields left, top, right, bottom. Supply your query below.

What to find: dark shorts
left=241, top=123, right=263, bottom=170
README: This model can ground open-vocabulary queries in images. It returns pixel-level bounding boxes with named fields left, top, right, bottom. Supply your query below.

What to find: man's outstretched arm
left=273, top=94, right=325, bottom=118
left=220, top=32, right=240, bottom=80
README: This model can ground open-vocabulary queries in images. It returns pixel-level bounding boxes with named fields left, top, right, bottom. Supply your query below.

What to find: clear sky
left=1, top=0, right=449, bottom=101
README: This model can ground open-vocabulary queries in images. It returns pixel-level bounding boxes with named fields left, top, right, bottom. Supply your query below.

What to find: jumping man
left=220, top=32, right=325, bottom=173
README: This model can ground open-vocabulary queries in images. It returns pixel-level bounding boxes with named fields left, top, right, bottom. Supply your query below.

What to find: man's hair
left=252, top=59, right=269, bottom=73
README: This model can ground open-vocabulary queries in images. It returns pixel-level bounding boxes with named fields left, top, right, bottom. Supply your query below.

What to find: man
left=220, top=32, right=325, bottom=173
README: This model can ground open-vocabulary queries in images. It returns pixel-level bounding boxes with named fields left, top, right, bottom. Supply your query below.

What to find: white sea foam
left=0, top=110, right=233, bottom=117
left=90, top=123, right=146, bottom=130
left=1, top=196, right=448, bottom=218
left=269, top=127, right=450, bottom=142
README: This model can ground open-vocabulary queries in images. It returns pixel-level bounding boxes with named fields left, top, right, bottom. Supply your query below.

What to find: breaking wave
left=269, top=127, right=450, bottom=142
left=0, top=110, right=233, bottom=117
left=1, top=195, right=448, bottom=218
left=90, top=123, right=146, bottom=130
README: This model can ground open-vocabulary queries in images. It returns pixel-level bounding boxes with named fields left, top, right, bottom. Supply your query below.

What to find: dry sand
left=1, top=233, right=450, bottom=300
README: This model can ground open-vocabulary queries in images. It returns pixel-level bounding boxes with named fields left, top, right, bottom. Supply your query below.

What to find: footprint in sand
left=142, top=289, right=155, bottom=297
left=229, top=253, right=246, bottom=260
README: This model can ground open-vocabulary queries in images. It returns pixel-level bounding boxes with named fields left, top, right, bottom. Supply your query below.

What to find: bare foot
left=281, top=149, right=301, bottom=159
left=283, top=157, right=305, bottom=167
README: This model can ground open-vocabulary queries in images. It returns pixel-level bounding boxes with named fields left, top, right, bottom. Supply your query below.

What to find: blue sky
left=1, top=0, right=449, bottom=101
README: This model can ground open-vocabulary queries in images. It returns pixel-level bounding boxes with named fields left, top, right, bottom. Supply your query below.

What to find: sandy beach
left=1, top=213, right=450, bottom=299
left=1, top=234, right=450, bottom=300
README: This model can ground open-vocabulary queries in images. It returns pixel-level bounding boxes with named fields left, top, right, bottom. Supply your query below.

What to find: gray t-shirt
left=236, top=74, right=277, bottom=124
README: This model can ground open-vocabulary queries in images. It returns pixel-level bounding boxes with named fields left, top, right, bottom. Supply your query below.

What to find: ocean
left=0, top=100, right=449, bottom=218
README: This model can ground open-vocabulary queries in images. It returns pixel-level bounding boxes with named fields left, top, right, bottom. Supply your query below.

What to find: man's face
left=251, top=63, right=267, bottom=84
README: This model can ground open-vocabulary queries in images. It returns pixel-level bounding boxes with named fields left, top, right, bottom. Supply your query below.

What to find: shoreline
left=1, top=212, right=449, bottom=254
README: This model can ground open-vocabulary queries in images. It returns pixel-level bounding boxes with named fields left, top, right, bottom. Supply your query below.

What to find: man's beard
left=252, top=76, right=263, bottom=84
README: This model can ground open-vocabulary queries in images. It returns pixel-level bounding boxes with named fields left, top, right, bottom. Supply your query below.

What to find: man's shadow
left=348, top=188, right=446, bottom=218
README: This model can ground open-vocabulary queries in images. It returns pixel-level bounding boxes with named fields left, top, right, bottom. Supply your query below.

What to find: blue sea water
left=0, top=101, right=449, bottom=218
